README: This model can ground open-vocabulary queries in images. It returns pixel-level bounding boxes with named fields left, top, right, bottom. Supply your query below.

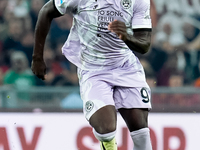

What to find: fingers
left=31, top=66, right=46, bottom=80
left=108, top=20, right=126, bottom=32
left=32, top=71, right=46, bottom=80
left=36, top=75, right=45, bottom=80
left=108, top=20, right=127, bottom=40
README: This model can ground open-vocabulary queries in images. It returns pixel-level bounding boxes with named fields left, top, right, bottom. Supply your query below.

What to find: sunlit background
left=0, top=0, right=200, bottom=150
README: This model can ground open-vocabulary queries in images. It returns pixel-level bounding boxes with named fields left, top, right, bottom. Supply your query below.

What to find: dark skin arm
left=108, top=20, right=152, bottom=54
left=31, top=0, right=62, bottom=80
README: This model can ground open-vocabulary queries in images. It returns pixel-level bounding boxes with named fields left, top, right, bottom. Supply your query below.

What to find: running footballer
left=31, top=0, right=153, bottom=149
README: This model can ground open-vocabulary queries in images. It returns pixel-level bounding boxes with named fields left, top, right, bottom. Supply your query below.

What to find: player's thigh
left=114, top=86, right=151, bottom=131
left=114, top=86, right=151, bottom=110
left=89, top=105, right=117, bottom=134
left=118, top=108, right=149, bottom=132
left=80, top=76, right=117, bottom=133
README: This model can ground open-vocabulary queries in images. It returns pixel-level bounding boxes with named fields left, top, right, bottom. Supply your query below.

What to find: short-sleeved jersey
left=54, top=0, right=151, bottom=70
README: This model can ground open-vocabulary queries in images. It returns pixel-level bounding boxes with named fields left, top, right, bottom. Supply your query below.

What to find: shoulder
left=3, top=70, right=16, bottom=83
left=133, top=0, right=150, bottom=11
left=54, top=0, right=80, bottom=14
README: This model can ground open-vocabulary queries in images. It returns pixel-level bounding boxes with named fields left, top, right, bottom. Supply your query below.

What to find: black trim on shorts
left=133, top=28, right=152, bottom=32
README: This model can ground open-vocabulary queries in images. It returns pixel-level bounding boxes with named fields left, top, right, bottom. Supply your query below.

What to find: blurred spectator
left=0, top=51, right=9, bottom=76
left=3, top=51, right=36, bottom=100
left=19, top=31, right=35, bottom=65
left=187, top=33, right=200, bottom=50
left=50, top=14, right=73, bottom=49
left=2, top=18, right=25, bottom=67
left=6, top=0, right=29, bottom=18
left=0, top=0, right=8, bottom=42
left=183, top=22, right=199, bottom=43
left=29, top=0, right=45, bottom=29
left=3, top=13, right=34, bottom=65
left=0, top=0, right=199, bottom=89
left=155, top=13, right=185, bottom=47
left=168, top=72, right=184, bottom=87
left=43, top=46, right=78, bottom=86
left=0, top=68, right=3, bottom=86
left=137, top=30, right=168, bottom=73
left=3, top=18, right=24, bottom=51
left=194, top=59, right=200, bottom=87
left=154, top=0, right=200, bottom=18
left=156, top=53, right=186, bottom=86
left=3, top=51, right=35, bottom=86
left=0, top=0, right=7, bottom=22
left=54, top=42, right=79, bottom=85
left=140, top=59, right=157, bottom=88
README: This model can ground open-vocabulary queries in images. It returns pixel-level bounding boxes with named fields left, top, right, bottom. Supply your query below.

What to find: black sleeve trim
left=52, top=0, right=63, bottom=16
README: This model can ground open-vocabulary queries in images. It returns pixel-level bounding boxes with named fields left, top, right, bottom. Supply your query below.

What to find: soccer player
left=31, top=0, right=153, bottom=149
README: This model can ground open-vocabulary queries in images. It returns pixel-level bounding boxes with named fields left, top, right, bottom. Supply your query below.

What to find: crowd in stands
left=0, top=0, right=78, bottom=90
left=0, top=0, right=200, bottom=89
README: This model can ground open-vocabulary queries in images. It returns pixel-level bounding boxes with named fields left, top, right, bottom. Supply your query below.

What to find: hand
left=31, top=56, right=46, bottom=80
left=108, top=20, right=128, bottom=41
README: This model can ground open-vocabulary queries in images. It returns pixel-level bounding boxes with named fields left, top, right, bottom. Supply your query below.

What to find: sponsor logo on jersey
left=121, top=0, right=132, bottom=9
left=85, top=101, right=94, bottom=112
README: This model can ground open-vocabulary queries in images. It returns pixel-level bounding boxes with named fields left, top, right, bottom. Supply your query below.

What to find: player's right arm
left=31, top=0, right=62, bottom=80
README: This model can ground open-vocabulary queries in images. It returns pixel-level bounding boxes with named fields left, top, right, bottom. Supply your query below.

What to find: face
left=8, top=19, right=23, bottom=40
left=0, top=0, right=7, bottom=13
left=31, top=0, right=45, bottom=13
left=12, top=59, right=27, bottom=73
left=183, top=23, right=196, bottom=39
left=169, top=75, right=183, bottom=87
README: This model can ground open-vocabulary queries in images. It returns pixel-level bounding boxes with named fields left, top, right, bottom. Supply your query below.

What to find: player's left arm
left=108, top=20, right=151, bottom=54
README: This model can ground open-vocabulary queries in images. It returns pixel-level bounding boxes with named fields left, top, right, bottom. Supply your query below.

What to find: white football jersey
left=54, top=0, right=152, bottom=70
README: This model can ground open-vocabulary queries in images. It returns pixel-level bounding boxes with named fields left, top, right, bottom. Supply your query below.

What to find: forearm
left=124, top=31, right=151, bottom=54
left=32, top=0, right=62, bottom=59
left=33, top=7, right=53, bottom=59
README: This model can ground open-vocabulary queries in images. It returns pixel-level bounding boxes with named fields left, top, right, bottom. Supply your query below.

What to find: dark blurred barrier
left=0, top=86, right=200, bottom=112
left=151, top=87, right=200, bottom=112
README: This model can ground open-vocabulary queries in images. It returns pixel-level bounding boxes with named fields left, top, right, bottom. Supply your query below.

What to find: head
left=168, top=72, right=184, bottom=87
left=10, top=51, right=28, bottom=73
left=21, top=31, right=34, bottom=47
left=8, top=18, right=24, bottom=40
left=183, top=22, right=197, bottom=41
left=163, top=23, right=172, bottom=36
left=0, top=0, right=8, bottom=15
left=30, top=0, right=45, bottom=14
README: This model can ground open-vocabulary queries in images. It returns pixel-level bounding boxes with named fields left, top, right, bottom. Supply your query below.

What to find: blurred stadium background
left=0, top=0, right=200, bottom=150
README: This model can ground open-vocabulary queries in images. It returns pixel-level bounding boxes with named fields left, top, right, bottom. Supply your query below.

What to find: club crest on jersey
left=121, top=0, right=132, bottom=9
left=85, top=101, right=94, bottom=112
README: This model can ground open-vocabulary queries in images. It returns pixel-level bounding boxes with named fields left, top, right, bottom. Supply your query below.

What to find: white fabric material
left=93, top=129, right=116, bottom=142
left=78, top=58, right=151, bottom=121
left=54, top=0, right=152, bottom=71
left=130, top=128, right=152, bottom=150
